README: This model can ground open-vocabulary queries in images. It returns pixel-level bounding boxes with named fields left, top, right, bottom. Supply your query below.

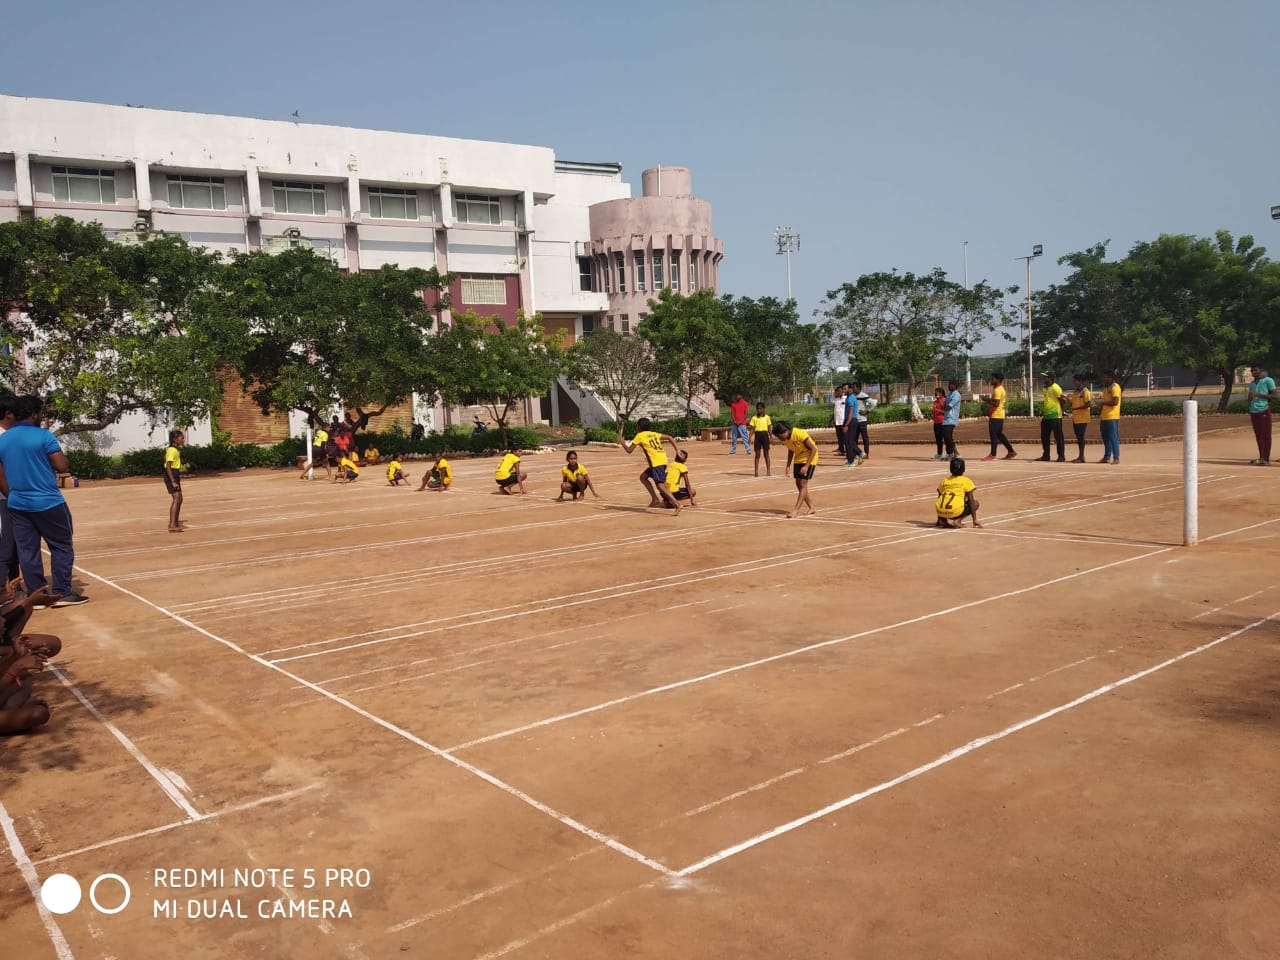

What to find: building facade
left=0, top=95, right=721, bottom=450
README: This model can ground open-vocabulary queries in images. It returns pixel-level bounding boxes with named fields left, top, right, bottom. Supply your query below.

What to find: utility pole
left=1014, top=244, right=1043, bottom=413
left=775, top=227, right=800, bottom=301
left=963, top=241, right=971, bottom=392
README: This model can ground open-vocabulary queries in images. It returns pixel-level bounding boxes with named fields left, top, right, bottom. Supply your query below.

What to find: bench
left=699, top=427, right=732, bottom=442
left=57, top=472, right=73, bottom=488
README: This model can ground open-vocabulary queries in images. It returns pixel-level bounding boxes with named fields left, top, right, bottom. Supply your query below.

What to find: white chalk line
left=30, top=784, right=321, bottom=866
left=68, top=562, right=675, bottom=878
left=1190, top=585, right=1277, bottom=620
left=48, top=664, right=202, bottom=821
left=674, top=609, right=1280, bottom=877
left=444, top=546, right=1172, bottom=752
left=0, top=801, right=76, bottom=960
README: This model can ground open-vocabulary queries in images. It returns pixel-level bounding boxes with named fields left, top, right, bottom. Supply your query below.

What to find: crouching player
left=418, top=455, right=453, bottom=492
left=386, top=455, right=409, bottom=486
left=558, top=451, right=598, bottom=501
left=935, top=457, right=981, bottom=528
left=664, top=450, right=698, bottom=507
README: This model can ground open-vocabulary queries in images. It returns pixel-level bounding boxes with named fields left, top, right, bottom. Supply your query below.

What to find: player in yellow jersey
left=163, top=429, right=186, bottom=533
left=494, top=448, right=527, bottom=495
left=300, top=424, right=333, bottom=480
left=748, top=402, right=773, bottom=477
left=981, top=373, right=1016, bottom=460
left=386, top=455, right=409, bottom=486
left=1067, top=373, right=1092, bottom=462
left=558, top=450, right=599, bottom=501
left=419, top=455, right=453, bottom=491
left=1097, top=370, right=1123, bottom=464
left=771, top=420, right=819, bottom=518
left=336, top=454, right=359, bottom=483
left=618, top=418, right=682, bottom=513
left=664, top=450, right=698, bottom=507
left=935, top=457, right=981, bottom=528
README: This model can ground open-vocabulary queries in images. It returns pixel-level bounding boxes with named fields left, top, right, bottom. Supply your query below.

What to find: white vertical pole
left=1183, top=400, right=1198, bottom=546
left=786, top=249, right=792, bottom=301
left=1026, top=258, right=1034, bottom=417
left=305, top=425, right=314, bottom=481
left=963, top=241, right=971, bottom=392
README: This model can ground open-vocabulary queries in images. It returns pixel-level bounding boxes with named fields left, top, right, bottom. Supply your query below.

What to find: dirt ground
left=2, top=419, right=1278, bottom=960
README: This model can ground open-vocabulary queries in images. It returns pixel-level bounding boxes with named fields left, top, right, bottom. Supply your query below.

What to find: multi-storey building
left=0, top=95, right=722, bottom=450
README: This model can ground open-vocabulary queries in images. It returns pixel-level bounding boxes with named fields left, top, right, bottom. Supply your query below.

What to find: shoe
left=1003, top=451, right=1017, bottom=459
left=1097, top=458, right=1111, bottom=464
left=981, top=454, right=997, bottom=461
left=931, top=453, right=944, bottom=460
left=842, top=461, right=856, bottom=468
left=1034, top=455, right=1050, bottom=462
left=1071, top=457, right=1085, bottom=463
left=1056, top=457, right=1066, bottom=463
left=52, top=593, right=89, bottom=607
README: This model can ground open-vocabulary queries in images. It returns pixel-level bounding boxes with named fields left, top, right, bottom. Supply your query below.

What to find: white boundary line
left=0, top=801, right=76, bottom=960
left=674, top=609, right=1279, bottom=876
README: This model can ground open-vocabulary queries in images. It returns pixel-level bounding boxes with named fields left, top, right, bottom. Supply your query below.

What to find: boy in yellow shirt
left=419, top=455, right=453, bottom=491
left=336, top=455, right=359, bottom=483
left=935, top=457, right=981, bottom=528
left=1067, top=374, right=1092, bottom=463
left=618, top=418, right=683, bottom=513
left=363, top=445, right=381, bottom=465
left=494, top=448, right=527, bottom=495
left=771, top=420, right=818, bottom=518
left=558, top=450, right=598, bottom=501
left=664, top=450, right=698, bottom=506
left=386, top=455, right=408, bottom=486
left=748, top=402, right=773, bottom=477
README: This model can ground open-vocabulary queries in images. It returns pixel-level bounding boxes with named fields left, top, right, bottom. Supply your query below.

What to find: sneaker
left=842, top=461, right=856, bottom=468
left=1097, top=458, right=1111, bottom=464
left=1071, top=457, right=1085, bottom=463
left=1034, top=455, right=1050, bottom=462
left=52, top=593, right=89, bottom=607
left=1003, top=451, right=1018, bottom=460
left=1055, top=457, right=1066, bottom=463
left=981, top=454, right=997, bottom=461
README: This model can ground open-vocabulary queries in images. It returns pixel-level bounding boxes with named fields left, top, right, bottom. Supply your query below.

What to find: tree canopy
left=639, top=288, right=738, bottom=436
left=566, top=326, right=663, bottom=424
left=714, top=295, right=821, bottom=404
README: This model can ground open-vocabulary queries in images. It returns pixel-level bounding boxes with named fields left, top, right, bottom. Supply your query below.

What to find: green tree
left=436, top=311, right=567, bottom=448
left=566, top=326, right=663, bottom=424
left=639, top=288, right=738, bottom=436
left=1031, top=242, right=1171, bottom=386
left=819, top=269, right=1012, bottom=420
left=714, top=295, right=821, bottom=403
left=0, top=217, right=231, bottom=434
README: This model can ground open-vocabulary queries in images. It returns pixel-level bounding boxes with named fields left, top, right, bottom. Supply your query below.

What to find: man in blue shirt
left=941, top=379, right=962, bottom=461
left=1247, top=364, right=1277, bottom=465
left=841, top=382, right=861, bottom=466
left=0, top=396, right=86, bottom=605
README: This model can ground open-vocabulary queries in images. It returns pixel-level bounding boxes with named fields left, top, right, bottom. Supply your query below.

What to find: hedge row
left=64, top=426, right=545, bottom=480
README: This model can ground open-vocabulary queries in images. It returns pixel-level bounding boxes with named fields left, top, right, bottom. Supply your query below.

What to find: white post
left=1183, top=400, right=1198, bottom=546
left=305, top=425, right=314, bottom=481
left=963, top=241, right=971, bottom=392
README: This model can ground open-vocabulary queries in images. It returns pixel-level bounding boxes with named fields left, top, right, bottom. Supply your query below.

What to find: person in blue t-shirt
left=940, top=380, right=962, bottom=461
left=841, top=384, right=861, bottom=466
left=0, top=396, right=86, bottom=606
left=1247, top=363, right=1277, bottom=465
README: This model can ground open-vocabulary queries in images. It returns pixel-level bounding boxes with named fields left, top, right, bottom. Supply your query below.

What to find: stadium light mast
left=963, top=241, right=971, bottom=392
left=775, top=226, right=800, bottom=301
left=1014, top=244, right=1043, bottom=412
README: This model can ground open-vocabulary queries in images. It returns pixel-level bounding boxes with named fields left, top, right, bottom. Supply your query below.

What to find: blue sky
left=3, top=0, right=1276, bottom=354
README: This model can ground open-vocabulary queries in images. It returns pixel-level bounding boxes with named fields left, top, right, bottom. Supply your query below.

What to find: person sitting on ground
left=1, top=585, right=58, bottom=646
left=336, top=454, right=359, bottom=483
left=0, top=633, right=61, bottom=735
left=558, top=450, right=598, bottom=501
left=663, top=450, right=698, bottom=507
left=935, top=456, right=982, bottom=529
left=494, top=448, right=527, bottom=495
left=419, top=455, right=453, bottom=492
left=363, top=444, right=381, bottom=466
left=386, top=455, right=408, bottom=487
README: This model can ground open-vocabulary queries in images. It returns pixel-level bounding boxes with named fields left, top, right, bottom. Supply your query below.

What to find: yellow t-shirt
left=386, top=459, right=402, bottom=480
left=562, top=463, right=588, bottom=483
left=432, top=460, right=453, bottom=485
left=1042, top=383, right=1064, bottom=419
left=666, top=461, right=688, bottom=493
left=495, top=453, right=521, bottom=481
left=782, top=427, right=818, bottom=465
left=314, top=428, right=329, bottom=446
left=936, top=475, right=976, bottom=519
left=1069, top=388, right=1092, bottom=424
left=340, top=456, right=359, bottom=476
left=631, top=430, right=669, bottom=468
left=1100, top=383, right=1122, bottom=420
left=748, top=414, right=772, bottom=434
left=364, top=446, right=379, bottom=461
left=164, top=446, right=183, bottom=472
left=989, top=384, right=1007, bottom=419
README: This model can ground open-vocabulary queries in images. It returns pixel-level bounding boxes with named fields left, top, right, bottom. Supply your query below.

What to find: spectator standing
left=981, top=373, right=1017, bottom=461
left=941, top=380, right=962, bottom=461
left=729, top=394, right=752, bottom=456
left=832, top=384, right=847, bottom=461
left=0, top=396, right=21, bottom=582
left=1067, top=374, right=1093, bottom=463
left=0, top=396, right=86, bottom=606
left=1097, top=371, right=1123, bottom=464
left=930, top=388, right=947, bottom=459
left=1036, top=373, right=1066, bottom=462
left=1246, top=364, right=1277, bottom=465
left=852, top=382, right=873, bottom=462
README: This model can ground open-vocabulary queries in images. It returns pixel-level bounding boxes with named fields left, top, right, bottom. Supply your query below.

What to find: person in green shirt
left=1247, top=363, right=1278, bottom=465
left=1035, top=372, right=1066, bottom=462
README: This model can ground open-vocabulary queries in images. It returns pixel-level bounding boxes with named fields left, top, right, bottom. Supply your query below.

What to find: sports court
left=3, top=426, right=1278, bottom=959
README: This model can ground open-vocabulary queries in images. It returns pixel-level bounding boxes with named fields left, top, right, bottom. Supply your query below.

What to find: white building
left=0, top=95, right=721, bottom=450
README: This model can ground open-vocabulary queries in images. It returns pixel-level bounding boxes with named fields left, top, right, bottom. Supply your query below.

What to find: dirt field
left=2, top=418, right=1278, bottom=960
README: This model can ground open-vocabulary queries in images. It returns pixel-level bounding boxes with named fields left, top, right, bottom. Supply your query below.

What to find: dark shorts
left=755, top=432, right=770, bottom=450
left=793, top=462, right=816, bottom=481
left=345, top=470, right=358, bottom=481
left=673, top=489, right=691, bottom=501
left=647, top=465, right=668, bottom=486
left=497, top=475, right=520, bottom=488
left=163, top=473, right=181, bottom=495
left=389, top=469, right=403, bottom=481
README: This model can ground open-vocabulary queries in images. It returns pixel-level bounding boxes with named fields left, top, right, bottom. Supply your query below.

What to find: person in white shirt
left=832, top=384, right=847, bottom=461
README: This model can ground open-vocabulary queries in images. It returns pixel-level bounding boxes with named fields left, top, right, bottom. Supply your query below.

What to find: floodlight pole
left=963, top=241, right=971, bottom=392
left=775, top=227, right=800, bottom=301
left=1014, top=245, right=1043, bottom=413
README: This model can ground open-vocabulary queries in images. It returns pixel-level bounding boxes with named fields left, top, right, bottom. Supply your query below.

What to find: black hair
left=676, top=449, right=689, bottom=462
left=1073, top=372, right=1085, bottom=382
left=950, top=457, right=966, bottom=476
left=770, top=420, right=791, bottom=437
left=636, top=417, right=652, bottom=432
left=947, top=380, right=959, bottom=389
left=168, top=429, right=184, bottom=444
left=14, top=395, right=43, bottom=422
left=991, top=373, right=1004, bottom=383
left=565, top=450, right=578, bottom=461
left=0, top=394, right=16, bottom=419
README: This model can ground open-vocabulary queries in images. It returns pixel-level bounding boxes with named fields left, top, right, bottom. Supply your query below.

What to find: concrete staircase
left=557, top=377, right=712, bottom=427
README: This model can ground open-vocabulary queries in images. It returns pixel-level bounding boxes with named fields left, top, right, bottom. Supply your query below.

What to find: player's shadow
left=1198, top=458, right=1267, bottom=467
left=1192, top=636, right=1280, bottom=728
left=2, top=675, right=154, bottom=774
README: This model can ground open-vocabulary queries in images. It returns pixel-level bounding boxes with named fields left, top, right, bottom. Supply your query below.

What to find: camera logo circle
left=40, top=873, right=131, bottom=915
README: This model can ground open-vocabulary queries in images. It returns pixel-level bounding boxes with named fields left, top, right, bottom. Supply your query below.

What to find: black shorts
left=673, top=489, right=691, bottom=500
left=755, top=432, right=770, bottom=450
left=163, top=473, right=181, bottom=495
left=497, top=475, right=520, bottom=488
left=793, top=462, right=816, bottom=481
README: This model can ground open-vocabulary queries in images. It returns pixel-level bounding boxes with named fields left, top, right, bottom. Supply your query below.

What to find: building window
left=582, top=316, right=596, bottom=335
left=455, top=193, right=501, bottom=225
left=670, top=251, right=680, bottom=291
left=52, top=166, right=116, bottom=204
left=368, top=187, right=418, bottom=220
left=272, top=181, right=327, bottom=215
left=167, top=175, right=226, bottom=210
left=690, top=256, right=699, bottom=290
left=652, top=251, right=664, bottom=289
left=601, top=256, right=611, bottom=293
left=578, top=257, right=593, bottom=292
left=634, top=252, right=646, bottom=292
left=460, top=275, right=507, bottom=304
left=620, top=314, right=630, bottom=335
left=615, top=253, right=625, bottom=293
